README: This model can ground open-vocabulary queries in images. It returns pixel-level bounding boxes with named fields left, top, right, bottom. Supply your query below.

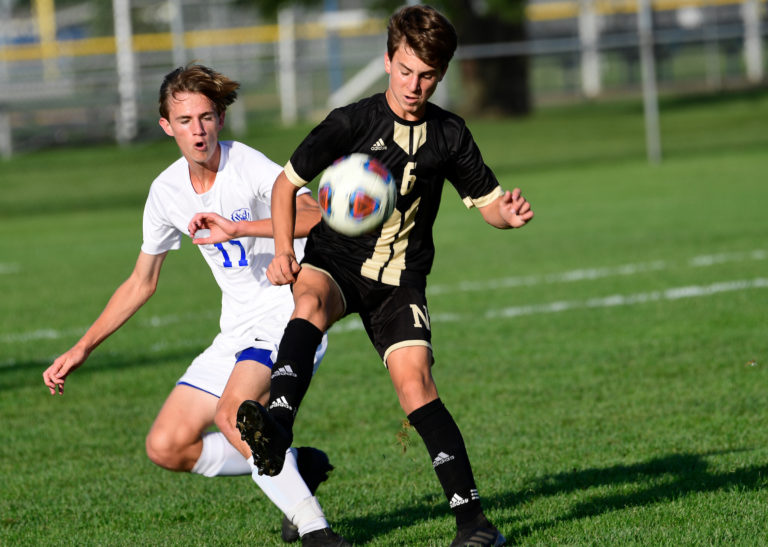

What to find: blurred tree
left=443, top=0, right=530, bottom=116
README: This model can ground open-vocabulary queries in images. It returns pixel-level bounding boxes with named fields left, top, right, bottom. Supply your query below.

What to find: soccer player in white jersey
left=42, top=64, right=349, bottom=547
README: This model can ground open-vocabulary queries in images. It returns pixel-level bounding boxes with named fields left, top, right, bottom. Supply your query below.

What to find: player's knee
left=395, top=378, right=438, bottom=414
left=293, top=291, right=325, bottom=318
left=145, top=429, right=186, bottom=471
left=293, top=288, right=342, bottom=328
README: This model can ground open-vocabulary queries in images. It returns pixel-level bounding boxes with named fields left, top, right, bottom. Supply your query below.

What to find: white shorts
left=177, top=332, right=328, bottom=398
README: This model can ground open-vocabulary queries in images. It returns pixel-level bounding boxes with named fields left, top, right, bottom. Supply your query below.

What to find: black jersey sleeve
left=445, top=122, right=502, bottom=208
left=287, top=108, right=354, bottom=185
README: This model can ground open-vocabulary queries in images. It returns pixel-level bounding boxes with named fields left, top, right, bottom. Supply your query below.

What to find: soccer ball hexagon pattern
left=317, top=153, right=396, bottom=237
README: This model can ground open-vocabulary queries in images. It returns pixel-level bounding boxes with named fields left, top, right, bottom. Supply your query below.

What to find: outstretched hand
left=499, top=188, right=534, bottom=228
left=188, top=212, right=239, bottom=244
left=43, top=346, right=89, bottom=395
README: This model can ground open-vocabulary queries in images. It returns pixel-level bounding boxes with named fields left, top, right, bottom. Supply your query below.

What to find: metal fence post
left=743, top=0, right=764, bottom=83
left=579, top=0, right=601, bottom=98
left=278, top=6, right=298, bottom=126
left=638, top=0, right=662, bottom=164
left=113, top=0, right=138, bottom=144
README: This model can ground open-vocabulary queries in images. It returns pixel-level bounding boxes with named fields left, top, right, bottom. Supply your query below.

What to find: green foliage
left=371, top=0, right=527, bottom=25
left=2, top=90, right=768, bottom=545
left=234, top=0, right=324, bottom=19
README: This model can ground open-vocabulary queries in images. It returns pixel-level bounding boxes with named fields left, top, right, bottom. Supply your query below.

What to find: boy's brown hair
left=158, top=63, right=240, bottom=119
left=386, top=4, right=458, bottom=74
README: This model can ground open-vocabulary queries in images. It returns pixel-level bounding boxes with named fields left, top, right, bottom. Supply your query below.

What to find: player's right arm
left=43, top=251, right=167, bottom=395
left=266, top=171, right=301, bottom=286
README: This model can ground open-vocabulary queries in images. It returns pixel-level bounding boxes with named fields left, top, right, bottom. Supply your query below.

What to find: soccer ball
left=317, top=153, right=396, bottom=237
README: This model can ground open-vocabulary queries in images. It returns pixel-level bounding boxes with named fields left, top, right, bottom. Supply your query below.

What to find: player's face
left=158, top=91, right=224, bottom=169
left=384, top=43, right=444, bottom=121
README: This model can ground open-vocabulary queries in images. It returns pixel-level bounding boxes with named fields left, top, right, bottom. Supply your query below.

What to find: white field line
left=330, top=277, right=768, bottom=331
left=3, top=278, right=767, bottom=367
left=427, top=260, right=668, bottom=295
left=689, top=249, right=767, bottom=267
left=0, top=263, right=20, bottom=274
left=0, top=311, right=217, bottom=345
left=2, top=250, right=765, bottom=346
left=484, top=278, right=768, bottom=319
left=427, top=249, right=767, bottom=296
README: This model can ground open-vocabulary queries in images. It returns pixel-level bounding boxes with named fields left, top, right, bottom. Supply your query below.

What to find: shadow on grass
left=501, top=450, right=767, bottom=541
left=339, top=450, right=767, bottom=544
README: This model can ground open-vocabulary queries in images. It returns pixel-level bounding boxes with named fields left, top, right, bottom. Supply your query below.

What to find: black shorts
left=302, top=251, right=432, bottom=366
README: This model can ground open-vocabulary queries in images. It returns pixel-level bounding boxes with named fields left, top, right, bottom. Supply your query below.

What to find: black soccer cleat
left=236, top=399, right=292, bottom=477
left=282, top=447, right=335, bottom=543
left=282, top=515, right=301, bottom=544
left=300, top=527, right=351, bottom=546
left=450, top=515, right=506, bottom=547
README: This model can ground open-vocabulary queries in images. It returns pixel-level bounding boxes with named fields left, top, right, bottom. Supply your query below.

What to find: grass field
left=2, top=90, right=768, bottom=545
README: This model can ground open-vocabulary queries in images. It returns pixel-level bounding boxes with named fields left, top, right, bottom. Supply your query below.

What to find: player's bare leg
left=146, top=384, right=222, bottom=471
left=238, top=268, right=344, bottom=476
left=216, top=361, right=272, bottom=459
left=386, top=345, right=439, bottom=415
left=388, top=346, right=505, bottom=547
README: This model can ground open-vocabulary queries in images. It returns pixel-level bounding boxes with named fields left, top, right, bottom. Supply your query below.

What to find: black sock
left=408, top=398, right=483, bottom=528
left=268, top=318, right=323, bottom=433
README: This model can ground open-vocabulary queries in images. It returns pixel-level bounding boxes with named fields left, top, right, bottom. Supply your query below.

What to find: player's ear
left=384, top=50, right=392, bottom=75
left=218, top=110, right=226, bottom=130
left=159, top=117, right=174, bottom=137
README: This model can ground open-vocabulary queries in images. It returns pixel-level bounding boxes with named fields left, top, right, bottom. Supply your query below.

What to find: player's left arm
left=188, top=212, right=267, bottom=244
left=478, top=188, right=534, bottom=229
left=293, top=193, right=322, bottom=237
left=188, top=193, right=320, bottom=244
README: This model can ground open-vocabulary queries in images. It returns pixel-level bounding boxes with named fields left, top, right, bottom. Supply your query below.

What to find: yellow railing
left=0, top=18, right=384, bottom=63
left=527, top=0, right=762, bottom=21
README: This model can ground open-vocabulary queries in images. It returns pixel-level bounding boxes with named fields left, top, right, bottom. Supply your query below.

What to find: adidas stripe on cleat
left=450, top=520, right=505, bottom=547
left=236, top=399, right=292, bottom=476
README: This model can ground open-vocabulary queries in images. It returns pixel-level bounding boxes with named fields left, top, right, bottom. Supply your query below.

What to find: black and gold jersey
left=285, top=93, right=502, bottom=289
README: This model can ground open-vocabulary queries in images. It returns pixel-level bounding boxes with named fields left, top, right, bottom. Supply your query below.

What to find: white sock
left=190, top=431, right=252, bottom=477
left=291, top=495, right=330, bottom=537
left=249, top=448, right=329, bottom=534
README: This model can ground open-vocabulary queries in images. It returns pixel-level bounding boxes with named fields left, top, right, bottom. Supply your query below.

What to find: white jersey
left=141, top=140, right=306, bottom=349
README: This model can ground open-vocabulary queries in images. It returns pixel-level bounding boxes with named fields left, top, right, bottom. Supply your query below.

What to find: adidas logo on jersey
left=432, top=451, right=455, bottom=468
left=272, top=365, right=297, bottom=378
left=269, top=396, right=293, bottom=412
left=370, top=138, right=387, bottom=151
left=449, top=493, right=469, bottom=508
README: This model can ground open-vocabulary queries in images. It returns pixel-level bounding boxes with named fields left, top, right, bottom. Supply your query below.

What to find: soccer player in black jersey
left=237, top=5, right=533, bottom=546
